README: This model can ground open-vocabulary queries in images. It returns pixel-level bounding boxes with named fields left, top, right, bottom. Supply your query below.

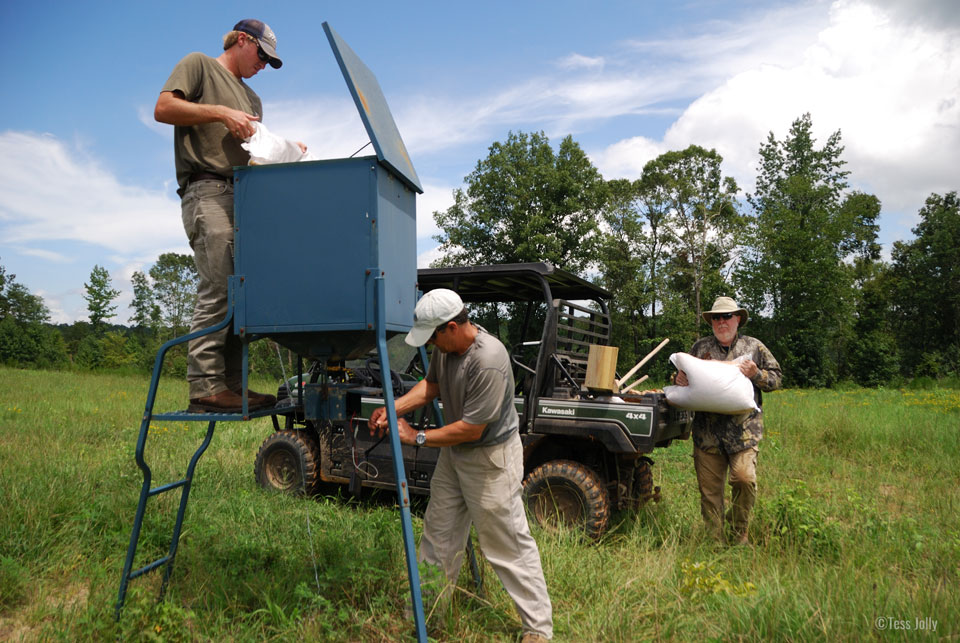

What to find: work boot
left=234, top=388, right=277, bottom=409
left=522, top=633, right=550, bottom=643
left=188, top=389, right=245, bottom=413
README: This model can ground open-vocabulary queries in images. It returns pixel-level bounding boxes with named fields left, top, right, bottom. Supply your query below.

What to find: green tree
left=83, top=264, right=120, bottom=334
left=73, top=334, right=104, bottom=370
left=149, top=253, right=198, bottom=339
left=844, top=258, right=900, bottom=386
left=889, top=192, right=960, bottom=377
left=433, top=131, right=606, bottom=273
left=641, top=145, right=742, bottom=336
left=599, top=179, right=651, bottom=367
left=99, top=331, right=140, bottom=370
left=129, top=270, right=160, bottom=332
left=0, top=260, right=68, bottom=368
left=736, top=113, right=881, bottom=387
left=0, top=263, right=8, bottom=317
left=598, top=176, right=683, bottom=378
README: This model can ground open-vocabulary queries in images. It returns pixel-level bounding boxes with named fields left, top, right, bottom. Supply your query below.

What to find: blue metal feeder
left=116, top=23, right=428, bottom=641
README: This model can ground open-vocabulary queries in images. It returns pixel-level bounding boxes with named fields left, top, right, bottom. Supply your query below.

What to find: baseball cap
left=234, top=19, right=283, bottom=69
left=405, top=289, right=464, bottom=347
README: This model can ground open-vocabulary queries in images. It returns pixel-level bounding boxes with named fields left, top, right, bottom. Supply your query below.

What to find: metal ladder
left=115, top=278, right=428, bottom=642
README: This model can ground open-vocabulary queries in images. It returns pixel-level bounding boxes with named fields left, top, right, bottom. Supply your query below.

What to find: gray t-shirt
left=161, top=52, right=263, bottom=195
left=426, top=326, right=518, bottom=447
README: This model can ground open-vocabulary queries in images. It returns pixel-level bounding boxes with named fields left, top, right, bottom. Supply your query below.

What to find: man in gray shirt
left=369, top=288, right=552, bottom=642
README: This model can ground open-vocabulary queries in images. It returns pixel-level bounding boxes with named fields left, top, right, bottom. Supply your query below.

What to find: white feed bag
left=663, top=352, right=760, bottom=414
left=242, top=122, right=318, bottom=165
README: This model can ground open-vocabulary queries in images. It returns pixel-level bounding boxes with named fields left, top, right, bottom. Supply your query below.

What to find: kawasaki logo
left=540, top=406, right=576, bottom=416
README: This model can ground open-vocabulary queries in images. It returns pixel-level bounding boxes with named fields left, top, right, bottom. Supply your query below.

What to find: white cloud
left=417, top=245, right=445, bottom=269
left=35, top=289, right=71, bottom=325
left=0, top=132, right=185, bottom=255
left=557, top=54, right=605, bottom=70
left=662, top=1, right=959, bottom=209
left=263, top=97, right=370, bottom=160
left=416, top=182, right=455, bottom=243
left=591, top=0, right=959, bottom=246
left=279, top=4, right=830, bottom=163
left=15, top=247, right=72, bottom=263
left=590, top=135, right=665, bottom=180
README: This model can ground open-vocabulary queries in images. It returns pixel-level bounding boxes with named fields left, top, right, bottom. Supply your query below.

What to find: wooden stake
left=616, top=338, right=670, bottom=388
left=620, top=374, right=650, bottom=395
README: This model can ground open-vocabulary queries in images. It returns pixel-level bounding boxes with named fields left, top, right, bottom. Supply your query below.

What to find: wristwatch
left=416, top=430, right=427, bottom=446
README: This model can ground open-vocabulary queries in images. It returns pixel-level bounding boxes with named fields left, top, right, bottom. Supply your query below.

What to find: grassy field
left=0, top=366, right=958, bottom=641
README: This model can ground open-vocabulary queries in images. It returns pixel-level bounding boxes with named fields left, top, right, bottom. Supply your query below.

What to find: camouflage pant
left=693, top=445, right=758, bottom=541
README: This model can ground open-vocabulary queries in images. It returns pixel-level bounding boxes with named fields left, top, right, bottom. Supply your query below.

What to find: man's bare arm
left=154, top=90, right=259, bottom=139
left=368, top=378, right=439, bottom=434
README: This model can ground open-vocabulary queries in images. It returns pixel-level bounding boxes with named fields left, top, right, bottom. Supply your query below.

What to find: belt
left=188, top=172, right=233, bottom=184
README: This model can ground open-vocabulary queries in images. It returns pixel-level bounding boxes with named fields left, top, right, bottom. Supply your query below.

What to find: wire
left=351, top=415, right=380, bottom=479
left=349, top=140, right=372, bottom=158
left=273, top=342, right=291, bottom=398
left=299, top=438, right=322, bottom=594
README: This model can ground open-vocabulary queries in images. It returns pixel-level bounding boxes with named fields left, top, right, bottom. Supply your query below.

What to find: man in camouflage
left=674, top=297, right=782, bottom=544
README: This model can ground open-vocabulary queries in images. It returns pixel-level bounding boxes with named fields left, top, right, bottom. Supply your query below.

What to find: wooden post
left=585, top=344, right=619, bottom=393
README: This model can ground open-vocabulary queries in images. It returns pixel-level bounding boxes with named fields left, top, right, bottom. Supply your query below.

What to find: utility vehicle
left=255, top=262, right=692, bottom=538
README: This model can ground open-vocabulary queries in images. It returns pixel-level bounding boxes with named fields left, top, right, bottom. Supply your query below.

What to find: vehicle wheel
left=633, top=459, right=660, bottom=508
left=523, top=460, right=610, bottom=540
left=254, top=430, right=320, bottom=495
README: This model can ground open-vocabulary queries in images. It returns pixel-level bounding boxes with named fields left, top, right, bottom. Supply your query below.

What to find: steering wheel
left=365, top=358, right=404, bottom=396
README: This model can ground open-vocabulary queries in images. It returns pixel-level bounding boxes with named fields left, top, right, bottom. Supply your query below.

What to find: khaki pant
left=693, top=445, right=758, bottom=541
left=180, top=179, right=242, bottom=399
left=420, top=432, right=553, bottom=639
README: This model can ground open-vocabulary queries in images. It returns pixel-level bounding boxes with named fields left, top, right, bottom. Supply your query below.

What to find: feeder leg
left=375, top=276, right=427, bottom=643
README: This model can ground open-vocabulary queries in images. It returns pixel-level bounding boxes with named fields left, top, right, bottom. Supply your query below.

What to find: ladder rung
left=148, top=479, right=187, bottom=496
left=129, top=556, right=170, bottom=580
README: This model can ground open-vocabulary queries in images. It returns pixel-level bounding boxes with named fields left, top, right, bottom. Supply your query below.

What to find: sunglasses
left=711, top=313, right=736, bottom=321
left=246, top=34, right=270, bottom=63
left=255, top=43, right=270, bottom=63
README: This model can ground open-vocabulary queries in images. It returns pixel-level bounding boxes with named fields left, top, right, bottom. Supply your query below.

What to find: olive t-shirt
left=426, top=326, right=518, bottom=447
left=161, top=52, right=263, bottom=195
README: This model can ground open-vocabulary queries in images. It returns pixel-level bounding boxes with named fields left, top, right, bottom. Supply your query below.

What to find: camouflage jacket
left=688, top=334, right=782, bottom=454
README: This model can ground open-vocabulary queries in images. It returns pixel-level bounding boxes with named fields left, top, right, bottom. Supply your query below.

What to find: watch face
left=416, top=431, right=426, bottom=445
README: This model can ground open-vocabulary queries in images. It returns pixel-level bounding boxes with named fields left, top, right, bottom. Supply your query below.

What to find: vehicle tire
left=523, top=460, right=610, bottom=540
left=633, top=459, right=660, bottom=507
left=254, top=430, right=320, bottom=495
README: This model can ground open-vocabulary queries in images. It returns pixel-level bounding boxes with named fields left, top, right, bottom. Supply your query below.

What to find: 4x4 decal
left=536, top=400, right=654, bottom=437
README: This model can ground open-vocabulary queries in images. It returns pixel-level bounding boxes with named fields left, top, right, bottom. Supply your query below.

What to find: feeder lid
left=323, top=22, right=423, bottom=193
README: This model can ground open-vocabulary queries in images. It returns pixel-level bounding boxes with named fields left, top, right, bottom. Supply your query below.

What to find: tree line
left=433, top=114, right=959, bottom=387
left=1, top=113, right=957, bottom=387
left=0, top=253, right=289, bottom=379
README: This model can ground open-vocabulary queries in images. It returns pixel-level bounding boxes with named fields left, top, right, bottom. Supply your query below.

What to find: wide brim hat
left=233, top=19, right=283, bottom=69
left=405, top=288, right=465, bottom=347
left=703, top=296, right=748, bottom=326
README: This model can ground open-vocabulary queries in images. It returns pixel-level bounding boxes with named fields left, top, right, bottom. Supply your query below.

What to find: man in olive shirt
left=155, top=19, right=303, bottom=412
left=369, top=289, right=553, bottom=642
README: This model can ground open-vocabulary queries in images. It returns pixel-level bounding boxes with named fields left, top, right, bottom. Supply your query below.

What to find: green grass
left=0, top=367, right=958, bottom=640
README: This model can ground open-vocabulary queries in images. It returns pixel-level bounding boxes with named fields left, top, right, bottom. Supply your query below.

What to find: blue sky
left=1, top=0, right=958, bottom=324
